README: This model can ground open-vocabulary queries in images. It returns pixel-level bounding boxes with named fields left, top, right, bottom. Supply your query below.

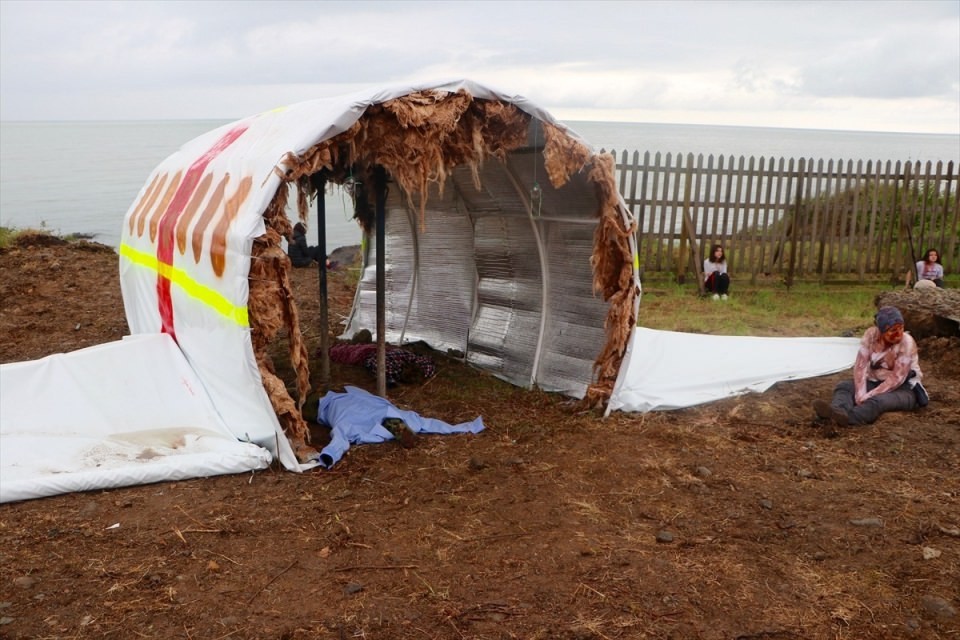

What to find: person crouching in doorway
left=288, top=222, right=330, bottom=268
left=703, top=244, right=730, bottom=300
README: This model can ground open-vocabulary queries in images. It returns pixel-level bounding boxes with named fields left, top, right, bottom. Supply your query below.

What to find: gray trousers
left=832, top=379, right=917, bottom=425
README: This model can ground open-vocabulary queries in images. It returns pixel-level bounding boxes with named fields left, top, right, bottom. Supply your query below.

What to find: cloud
left=1, top=0, right=957, bottom=134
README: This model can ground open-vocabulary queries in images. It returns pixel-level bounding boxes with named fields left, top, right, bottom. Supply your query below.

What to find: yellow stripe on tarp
left=119, top=243, right=249, bottom=327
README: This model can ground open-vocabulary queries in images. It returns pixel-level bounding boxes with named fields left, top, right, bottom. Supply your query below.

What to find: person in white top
left=703, top=244, right=730, bottom=300
left=914, top=248, right=945, bottom=288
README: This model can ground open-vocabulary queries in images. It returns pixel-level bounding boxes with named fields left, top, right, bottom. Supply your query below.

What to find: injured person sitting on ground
left=813, top=305, right=928, bottom=429
left=326, top=329, right=437, bottom=387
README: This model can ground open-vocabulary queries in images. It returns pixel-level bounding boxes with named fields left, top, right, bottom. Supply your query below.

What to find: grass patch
left=0, top=225, right=94, bottom=249
left=637, top=279, right=882, bottom=337
left=0, top=226, right=16, bottom=248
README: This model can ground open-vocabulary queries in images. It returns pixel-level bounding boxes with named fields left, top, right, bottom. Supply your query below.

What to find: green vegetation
left=637, top=279, right=882, bottom=337
left=0, top=225, right=99, bottom=249
left=0, top=225, right=15, bottom=248
left=779, top=179, right=958, bottom=258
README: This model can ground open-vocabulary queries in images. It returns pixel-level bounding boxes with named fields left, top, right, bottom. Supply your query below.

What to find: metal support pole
left=313, top=173, right=330, bottom=383
left=373, top=166, right=388, bottom=398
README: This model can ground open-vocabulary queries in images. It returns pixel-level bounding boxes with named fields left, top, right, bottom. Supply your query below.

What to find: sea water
left=1, top=120, right=957, bottom=249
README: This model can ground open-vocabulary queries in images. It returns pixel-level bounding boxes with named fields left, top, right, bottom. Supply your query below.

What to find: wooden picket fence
left=612, top=151, right=959, bottom=285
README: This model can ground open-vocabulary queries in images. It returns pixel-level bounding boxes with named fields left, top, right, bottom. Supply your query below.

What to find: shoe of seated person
left=813, top=400, right=849, bottom=427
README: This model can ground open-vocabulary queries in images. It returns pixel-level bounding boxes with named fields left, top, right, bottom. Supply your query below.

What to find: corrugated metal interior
left=344, top=142, right=608, bottom=399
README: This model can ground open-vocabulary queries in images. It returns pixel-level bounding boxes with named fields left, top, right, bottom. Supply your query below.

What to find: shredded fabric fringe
left=253, top=89, right=636, bottom=449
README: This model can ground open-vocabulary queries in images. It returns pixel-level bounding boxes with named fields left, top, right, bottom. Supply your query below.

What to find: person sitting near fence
left=703, top=244, right=730, bottom=300
left=287, top=222, right=331, bottom=268
left=813, top=305, right=927, bottom=431
left=914, top=248, right=944, bottom=289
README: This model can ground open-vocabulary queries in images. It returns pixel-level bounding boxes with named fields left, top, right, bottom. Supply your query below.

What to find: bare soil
left=1, top=235, right=958, bottom=640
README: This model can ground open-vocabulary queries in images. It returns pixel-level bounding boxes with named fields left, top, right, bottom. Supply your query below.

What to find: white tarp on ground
left=0, top=334, right=272, bottom=503
left=606, top=327, right=861, bottom=414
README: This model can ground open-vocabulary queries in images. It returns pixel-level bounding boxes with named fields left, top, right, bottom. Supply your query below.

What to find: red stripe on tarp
left=155, top=124, right=250, bottom=340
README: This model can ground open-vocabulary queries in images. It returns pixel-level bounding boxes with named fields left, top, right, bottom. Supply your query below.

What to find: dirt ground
left=0, top=235, right=958, bottom=640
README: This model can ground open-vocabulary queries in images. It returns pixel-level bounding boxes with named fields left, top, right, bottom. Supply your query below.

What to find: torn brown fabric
left=254, top=88, right=635, bottom=439
left=542, top=122, right=593, bottom=189
left=583, top=153, right=638, bottom=407
left=248, top=197, right=314, bottom=460
left=281, top=91, right=531, bottom=234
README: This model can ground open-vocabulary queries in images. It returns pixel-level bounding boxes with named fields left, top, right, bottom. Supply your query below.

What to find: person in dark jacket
left=287, top=222, right=328, bottom=268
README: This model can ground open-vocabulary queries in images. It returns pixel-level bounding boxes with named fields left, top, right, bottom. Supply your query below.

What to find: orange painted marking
left=148, top=171, right=182, bottom=243
left=191, top=175, right=230, bottom=263
left=129, top=173, right=164, bottom=236
left=175, top=172, right=213, bottom=255
left=210, top=176, right=253, bottom=277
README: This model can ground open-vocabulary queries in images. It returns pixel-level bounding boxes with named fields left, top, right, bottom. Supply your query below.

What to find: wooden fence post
left=900, top=162, right=919, bottom=284
left=677, top=154, right=695, bottom=285
left=786, top=158, right=805, bottom=289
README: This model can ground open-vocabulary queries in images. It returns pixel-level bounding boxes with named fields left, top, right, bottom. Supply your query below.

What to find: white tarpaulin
left=116, top=78, right=603, bottom=468
left=606, top=327, right=861, bottom=414
left=0, top=334, right=272, bottom=504
left=2, top=79, right=628, bottom=502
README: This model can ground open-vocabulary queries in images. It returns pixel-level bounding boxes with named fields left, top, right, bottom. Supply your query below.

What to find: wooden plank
left=773, top=157, right=796, bottom=275
left=785, top=158, right=805, bottom=288
left=743, top=156, right=760, bottom=283
left=720, top=156, right=735, bottom=252
left=877, top=160, right=897, bottom=274
left=710, top=155, right=725, bottom=244
left=817, top=159, right=833, bottom=282
left=899, top=162, right=919, bottom=280
left=648, top=152, right=664, bottom=271
left=624, top=150, right=644, bottom=274
left=888, top=160, right=907, bottom=276
left=728, top=156, right=746, bottom=273
left=677, top=155, right=697, bottom=284
left=864, top=160, right=881, bottom=275
left=691, top=153, right=707, bottom=271
left=765, top=157, right=787, bottom=274
left=812, top=159, right=828, bottom=280
left=682, top=204, right=705, bottom=295
left=852, top=160, right=868, bottom=281
left=916, top=161, right=931, bottom=250
left=825, top=157, right=843, bottom=281
left=638, top=150, right=654, bottom=273
left=698, top=154, right=714, bottom=247
left=926, top=160, right=944, bottom=259
left=840, top=159, right=856, bottom=273
left=803, top=157, right=819, bottom=279
left=942, top=162, right=959, bottom=274
left=665, top=153, right=683, bottom=274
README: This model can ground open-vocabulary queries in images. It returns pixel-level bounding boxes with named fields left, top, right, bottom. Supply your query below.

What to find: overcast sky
left=1, top=0, right=958, bottom=134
